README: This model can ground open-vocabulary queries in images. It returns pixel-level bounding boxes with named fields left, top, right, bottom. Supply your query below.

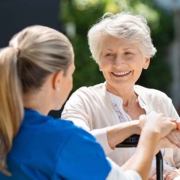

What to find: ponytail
left=0, top=47, right=23, bottom=175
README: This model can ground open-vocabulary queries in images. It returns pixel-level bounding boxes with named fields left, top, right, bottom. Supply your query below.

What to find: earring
left=56, top=87, right=60, bottom=91
left=144, top=67, right=148, bottom=69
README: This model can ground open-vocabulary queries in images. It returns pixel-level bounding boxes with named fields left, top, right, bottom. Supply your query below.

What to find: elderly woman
left=62, top=12, right=180, bottom=179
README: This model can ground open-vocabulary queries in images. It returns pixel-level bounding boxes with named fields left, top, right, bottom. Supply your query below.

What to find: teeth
left=113, top=71, right=130, bottom=75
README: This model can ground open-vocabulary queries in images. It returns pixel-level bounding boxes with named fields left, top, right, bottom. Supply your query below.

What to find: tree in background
left=60, top=0, right=173, bottom=95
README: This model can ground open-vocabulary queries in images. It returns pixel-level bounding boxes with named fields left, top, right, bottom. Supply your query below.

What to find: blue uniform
left=0, top=109, right=111, bottom=180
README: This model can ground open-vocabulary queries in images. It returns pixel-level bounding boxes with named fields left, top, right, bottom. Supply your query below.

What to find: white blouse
left=108, top=91, right=174, bottom=174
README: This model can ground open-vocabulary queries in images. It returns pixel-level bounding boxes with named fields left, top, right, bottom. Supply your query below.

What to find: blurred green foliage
left=60, top=0, right=173, bottom=94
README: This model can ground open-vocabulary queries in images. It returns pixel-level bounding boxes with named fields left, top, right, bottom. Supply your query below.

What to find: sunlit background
left=0, top=0, right=180, bottom=117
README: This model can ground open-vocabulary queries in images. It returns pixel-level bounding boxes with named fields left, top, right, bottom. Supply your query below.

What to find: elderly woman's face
left=99, top=35, right=150, bottom=92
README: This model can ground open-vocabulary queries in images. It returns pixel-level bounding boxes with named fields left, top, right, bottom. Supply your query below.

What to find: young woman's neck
left=23, top=89, right=52, bottom=115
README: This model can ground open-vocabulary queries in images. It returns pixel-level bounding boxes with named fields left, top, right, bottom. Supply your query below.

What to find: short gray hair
left=88, top=12, right=157, bottom=63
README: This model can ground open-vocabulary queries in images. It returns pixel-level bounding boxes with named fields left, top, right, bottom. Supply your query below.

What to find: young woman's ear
left=53, top=71, right=64, bottom=91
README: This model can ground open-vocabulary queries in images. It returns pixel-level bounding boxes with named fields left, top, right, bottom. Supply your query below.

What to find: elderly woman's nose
left=113, top=56, right=124, bottom=66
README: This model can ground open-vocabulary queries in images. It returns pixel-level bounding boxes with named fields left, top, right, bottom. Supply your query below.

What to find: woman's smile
left=111, top=71, right=131, bottom=77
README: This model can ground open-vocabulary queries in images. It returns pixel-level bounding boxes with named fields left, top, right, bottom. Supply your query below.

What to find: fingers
left=139, top=114, right=146, bottom=128
left=163, top=169, right=180, bottom=180
left=149, top=169, right=180, bottom=180
left=167, top=130, right=180, bottom=148
left=177, top=122, right=180, bottom=131
left=139, top=114, right=146, bottom=120
left=139, top=111, right=177, bottom=139
left=166, top=117, right=177, bottom=128
left=155, top=138, right=177, bottom=154
left=171, top=120, right=180, bottom=131
left=170, top=119, right=178, bottom=130
left=158, top=137, right=177, bottom=149
left=163, top=170, right=170, bottom=180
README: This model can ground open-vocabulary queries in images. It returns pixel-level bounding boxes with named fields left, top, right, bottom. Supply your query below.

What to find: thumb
left=139, top=114, right=146, bottom=121
left=139, top=114, right=146, bottom=128
left=171, top=119, right=179, bottom=130
left=177, top=122, right=180, bottom=131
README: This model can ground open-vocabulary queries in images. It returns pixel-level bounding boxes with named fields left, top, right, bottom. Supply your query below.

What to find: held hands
left=139, top=112, right=177, bottom=139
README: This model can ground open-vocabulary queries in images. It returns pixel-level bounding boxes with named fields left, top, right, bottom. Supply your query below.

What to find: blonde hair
left=0, top=25, right=73, bottom=175
left=88, top=12, right=157, bottom=63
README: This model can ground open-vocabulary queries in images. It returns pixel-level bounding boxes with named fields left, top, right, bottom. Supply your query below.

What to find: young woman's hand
left=139, top=112, right=177, bottom=139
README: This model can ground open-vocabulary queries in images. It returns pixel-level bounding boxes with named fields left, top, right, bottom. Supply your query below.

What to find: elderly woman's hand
left=171, top=120, right=180, bottom=131
left=149, top=169, right=180, bottom=180
left=163, top=169, right=180, bottom=180
left=157, top=137, right=177, bottom=149
left=167, top=130, right=180, bottom=148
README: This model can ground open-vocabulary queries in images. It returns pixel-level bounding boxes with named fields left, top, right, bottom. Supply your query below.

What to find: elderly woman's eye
left=124, top=52, right=132, bottom=55
left=106, top=53, right=114, bottom=57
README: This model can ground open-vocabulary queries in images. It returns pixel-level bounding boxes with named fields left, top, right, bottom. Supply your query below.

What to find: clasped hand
left=139, top=112, right=180, bottom=180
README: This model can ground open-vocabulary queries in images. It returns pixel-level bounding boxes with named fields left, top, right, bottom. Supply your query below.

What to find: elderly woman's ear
left=143, top=57, right=150, bottom=70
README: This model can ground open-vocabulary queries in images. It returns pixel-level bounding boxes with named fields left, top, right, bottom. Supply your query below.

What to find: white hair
left=88, top=12, right=157, bottom=63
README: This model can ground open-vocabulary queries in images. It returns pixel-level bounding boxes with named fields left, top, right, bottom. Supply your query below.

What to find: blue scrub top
left=0, top=109, right=111, bottom=180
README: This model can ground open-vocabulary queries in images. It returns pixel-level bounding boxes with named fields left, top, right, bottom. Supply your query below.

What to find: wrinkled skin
left=167, top=130, right=180, bottom=148
left=149, top=169, right=180, bottom=180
